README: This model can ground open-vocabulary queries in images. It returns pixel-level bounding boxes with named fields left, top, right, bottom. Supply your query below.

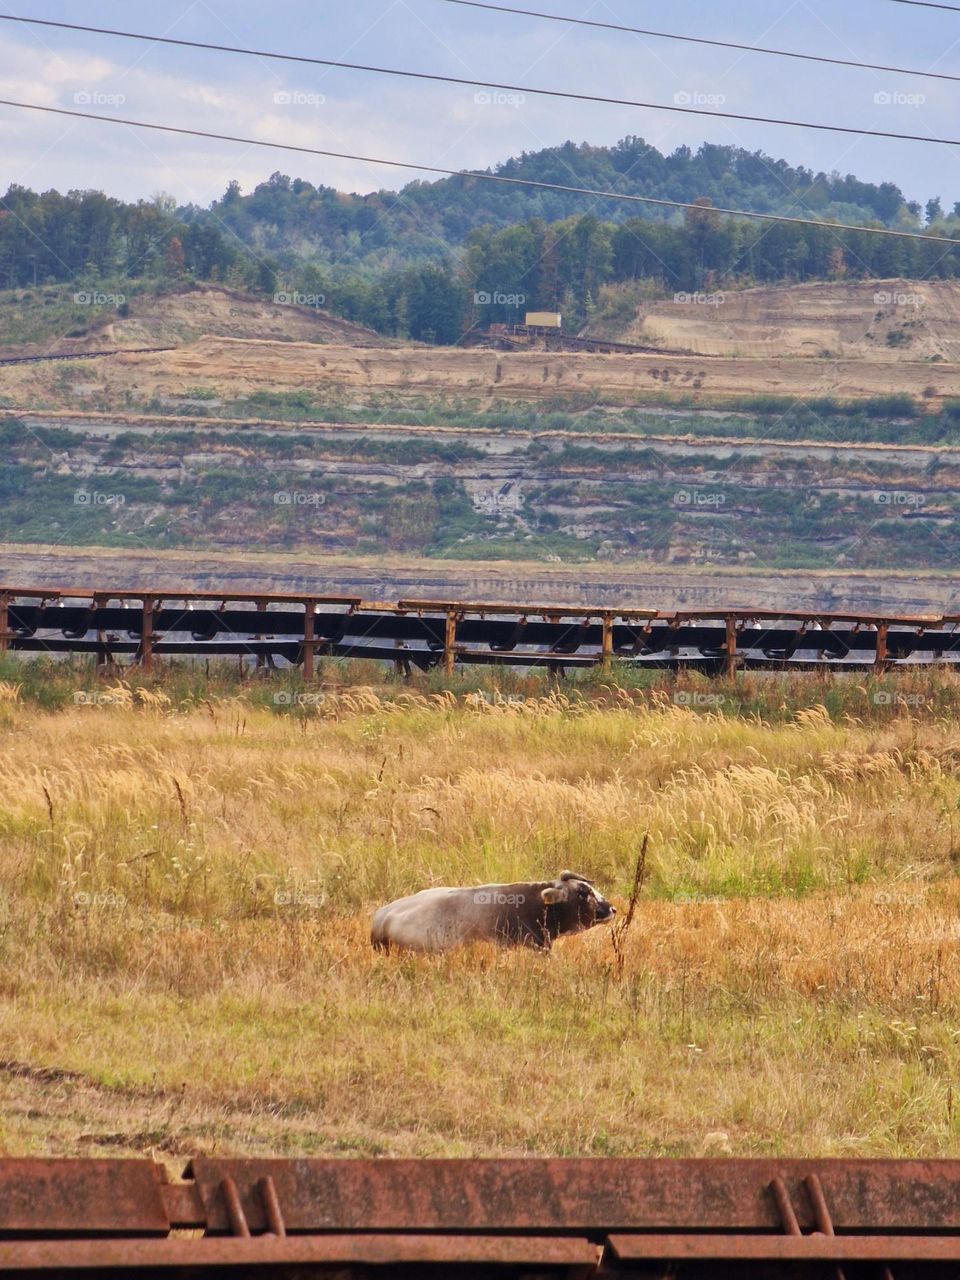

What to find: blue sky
left=1, top=0, right=959, bottom=210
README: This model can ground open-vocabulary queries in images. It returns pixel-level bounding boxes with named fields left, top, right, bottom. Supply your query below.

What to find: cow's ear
left=541, top=886, right=567, bottom=904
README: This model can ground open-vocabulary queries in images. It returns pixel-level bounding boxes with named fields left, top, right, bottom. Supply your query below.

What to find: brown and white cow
left=370, top=870, right=615, bottom=953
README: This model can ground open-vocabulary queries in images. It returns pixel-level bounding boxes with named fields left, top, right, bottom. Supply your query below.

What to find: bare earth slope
left=3, top=278, right=958, bottom=411
left=586, top=278, right=960, bottom=361
left=0, top=285, right=388, bottom=361
left=3, top=334, right=960, bottom=411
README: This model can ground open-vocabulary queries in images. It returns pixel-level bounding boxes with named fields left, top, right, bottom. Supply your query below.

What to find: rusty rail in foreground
left=0, top=1157, right=958, bottom=1274
left=3, top=583, right=960, bottom=676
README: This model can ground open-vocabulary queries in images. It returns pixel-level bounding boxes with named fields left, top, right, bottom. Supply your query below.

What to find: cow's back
left=371, top=887, right=485, bottom=952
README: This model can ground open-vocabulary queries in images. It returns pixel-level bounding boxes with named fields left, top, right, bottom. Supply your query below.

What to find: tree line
left=3, top=170, right=960, bottom=348
left=299, top=204, right=960, bottom=343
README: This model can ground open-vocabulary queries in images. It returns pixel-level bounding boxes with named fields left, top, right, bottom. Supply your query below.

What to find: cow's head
left=540, top=870, right=616, bottom=936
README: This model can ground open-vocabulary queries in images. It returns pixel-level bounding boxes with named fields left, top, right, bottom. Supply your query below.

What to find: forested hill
left=2, top=135, right=956, bottom=348
left=194, top=137, right=920, bottom=266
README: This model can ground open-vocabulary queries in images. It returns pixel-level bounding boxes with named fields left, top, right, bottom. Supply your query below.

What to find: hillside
left=0, top=284, right=389, bottom=360
left=3, top=329, right=959, bottom=415
left=584, top=277, right=960, bottom=361
left=4, top=403, right=960, bottom=571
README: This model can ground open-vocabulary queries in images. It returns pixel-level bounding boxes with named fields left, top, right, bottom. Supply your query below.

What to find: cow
left=370, top=870, right=616, bottom=953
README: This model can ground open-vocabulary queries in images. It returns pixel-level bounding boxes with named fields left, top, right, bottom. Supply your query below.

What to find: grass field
left=1, top=667, right=959, bottom=1163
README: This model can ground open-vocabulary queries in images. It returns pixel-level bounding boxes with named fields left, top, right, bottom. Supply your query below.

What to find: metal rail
left=468, top=325, right=694, bottom=355
left=3, top=584, right=960, bottom=676
left=0, top=346, right=174, bottom=365
left=0, top=1157, right=957, bottom=1274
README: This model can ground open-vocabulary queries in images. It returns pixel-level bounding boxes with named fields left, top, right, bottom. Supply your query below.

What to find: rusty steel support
left=0, top=591, right=9, bottom=657
left=876, top=620, right=889, bottom=671
left=258, top=1175, right=286, bottom=1237
left=770, top=1175, right=801, bottom=1236
left=600, top=612, right=613, bottom=674
left=772, top=1173, right=846, bottom=1280
left=725, top=614, right=737, bottom=679
left=136, top=596, right=156, bottom=673
left=302, top=601, right=316, bottom=682
left=254, top=600, right=268, bottom=671
left=93, top=592, right=112, bottom=674
left=444, top=607, right=458, bottom=677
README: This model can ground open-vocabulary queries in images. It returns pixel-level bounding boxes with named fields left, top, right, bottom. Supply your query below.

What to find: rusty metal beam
left=2, top=1158, right=960, bottom=1275
left=0, top=586, right=363, bottom=606
left=398, top=598, right=659, bottom=620
left=0, top=1234, right=599, bottom=1273
left=607, top=1234, right=960, bottom=1262
left=0, top=1159, right=170, bottom=1235
left=186, top=1157, right=960, bottom=1235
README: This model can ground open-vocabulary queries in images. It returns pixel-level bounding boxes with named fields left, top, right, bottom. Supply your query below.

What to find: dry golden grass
left=1, top=689, right=959, bottom=1160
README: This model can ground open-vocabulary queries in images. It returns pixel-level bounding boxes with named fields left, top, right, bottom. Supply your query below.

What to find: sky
left=1, top=0, right=959, bottom=212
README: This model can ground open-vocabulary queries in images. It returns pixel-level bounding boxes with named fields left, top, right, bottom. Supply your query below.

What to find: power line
left=2, top=96, right=957, bottom=245
left=2, top=13, right=959, bottom=151
left=439, top=0, right=960, bottom=84
left=887, top=0, right=960, bottom=10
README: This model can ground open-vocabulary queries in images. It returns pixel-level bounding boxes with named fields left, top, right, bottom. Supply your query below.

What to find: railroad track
left=1, top=584, right=959, bottom=676
left=0, top=1156, right=955, bottom=1275
left=0, top=345, right=174, bottom=366
left=473, top=332, right=695, bottom=355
